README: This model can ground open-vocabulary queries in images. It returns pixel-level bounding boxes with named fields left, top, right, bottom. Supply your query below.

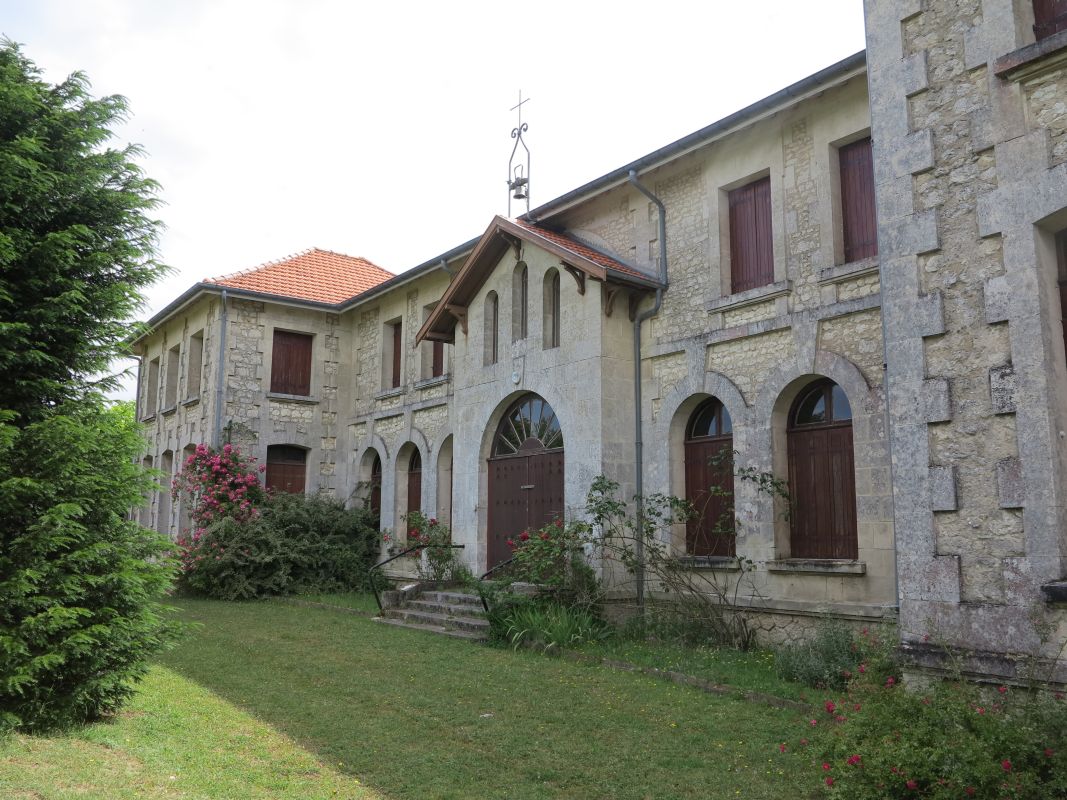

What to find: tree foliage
left=0, top=39, right=164, bottom=421
left=0, top=41, right=175, bottom=732
left=0, top=401, right=177, bottom=731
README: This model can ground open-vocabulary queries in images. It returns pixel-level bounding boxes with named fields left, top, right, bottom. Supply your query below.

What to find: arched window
left=684, top=398, right=734, bottom=556
left=512, top=261, right=528, bottom=341
left=407, top=449, right=422, bottom=518
left=266, top=445, right=307, bottom=494
left=787, top=379, right=857, bottom=559
left=369, top=453, right=382, bottom=519
left=484, top=291, right=499, bottom=365
left=543, top=268, right=560, bottom=349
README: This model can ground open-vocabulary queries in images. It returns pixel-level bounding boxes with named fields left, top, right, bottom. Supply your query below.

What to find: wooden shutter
left=729, top=177, right=774, bottom=293
left=391, top=323, right=402, bottom=388
left=684, top=439, right=735, bottom=557
left=432, top=340, right=444, bottom=377
left=1034, top=0, right=1067, bottom=39
left=407, top=450, right=422, bottom=517
left=839, top=137, right=877, bottom=263
left=266, top=445, right=306, bottom=494
left=271, top=331, right=312, bottom=396
left=788, top=424, right=857, bottom=560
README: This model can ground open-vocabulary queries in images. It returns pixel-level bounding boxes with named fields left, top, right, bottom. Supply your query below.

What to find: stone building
left=134, top=1, right=1067, bottom=679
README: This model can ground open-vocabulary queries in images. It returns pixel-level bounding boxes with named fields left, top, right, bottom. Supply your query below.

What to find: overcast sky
left=3, top=0, right=867, bottom=397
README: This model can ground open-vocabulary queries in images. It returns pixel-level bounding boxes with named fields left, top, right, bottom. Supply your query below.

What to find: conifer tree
left=0, top=40, right=176, bottom=732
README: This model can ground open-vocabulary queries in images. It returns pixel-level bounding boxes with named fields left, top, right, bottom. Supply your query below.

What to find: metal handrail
left=476, top=557, right=517, bottom=613
left=368, top=543, right=464, bottom=612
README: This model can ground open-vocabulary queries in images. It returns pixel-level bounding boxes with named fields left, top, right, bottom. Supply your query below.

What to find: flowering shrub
left=778, top=646, right=1067, bottom=798
left=776, top=622, right=896, bottom=690
left=506, top=518, right=599, bottom=606
left=172, top=444, right=266, bottom=540
left=405, top=511, right=464, bottom=582
left=176, top=491, right=381, bottom=600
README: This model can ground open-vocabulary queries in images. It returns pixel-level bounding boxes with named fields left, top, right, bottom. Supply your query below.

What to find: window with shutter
left=728, top=176, right=774, bottom=293
left=266, top=445, right=307, bottom=494
left=392, top=322, right=402, bottom=388
left=839, top=137, right=878, bottom=263
left=1034, top=0, right=1067, bottom=40
left=270, top=331, right=313, bottom=396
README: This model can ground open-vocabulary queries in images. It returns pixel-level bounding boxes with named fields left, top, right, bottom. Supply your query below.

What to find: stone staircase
left=375, top=588, right=490, bottom=641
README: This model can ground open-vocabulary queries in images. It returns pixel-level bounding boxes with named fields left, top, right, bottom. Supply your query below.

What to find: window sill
left=673, top=555, right=741, bottom=572
left=994, top=29, right=1067, bottom=82
left=266, top=392, right=318, bottom=405
left=141, top=413, right=156, bottom=423
left=181, top=396, right=200, bottom=408
left=375, top=387, right=405, bottom=401
left=415, top=374, right=449, bottom=390
left=160, top=405, right=177, bottom=417
left=767, top=559, right=866, bottom=576
left=705, top=280, right=791, bottom=314
left=817, top=257, right=879, bottom=286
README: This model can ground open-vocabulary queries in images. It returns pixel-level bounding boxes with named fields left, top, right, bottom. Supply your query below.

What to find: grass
left=0, top=665, right=380, bottom=799
left=285, top=590, right=380, bottom=613
left=157, top=598, right=811, bottom=800
left=575, top=638, right=811, bottom=702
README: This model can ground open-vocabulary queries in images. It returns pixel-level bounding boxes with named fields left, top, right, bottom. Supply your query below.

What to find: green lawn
left=0, top=665, right=379, bottom=799
left=156, top=599, right=810, bottom=800
left=283, top=591, right=380, bottom=613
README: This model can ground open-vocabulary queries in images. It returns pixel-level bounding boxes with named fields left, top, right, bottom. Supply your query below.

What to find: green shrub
left=505, top=518, right=600, bottom=610
left=404, top=511, right=464, bottom=582
left=775, top=622, right=895, bottom=691
left=176, top=492, right=380, bottom=600
left=0, top=401, right=178, bottom=732
left=787, top=677, right=1067, bottom=798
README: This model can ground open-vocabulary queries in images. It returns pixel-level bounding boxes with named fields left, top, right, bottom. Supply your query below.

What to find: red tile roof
left=512, top=219, right=652, bottom=281
left=205, top=248, right=394, bottom=304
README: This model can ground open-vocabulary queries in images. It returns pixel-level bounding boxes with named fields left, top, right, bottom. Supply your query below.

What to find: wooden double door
left=487, top=449, right=564, bottom=570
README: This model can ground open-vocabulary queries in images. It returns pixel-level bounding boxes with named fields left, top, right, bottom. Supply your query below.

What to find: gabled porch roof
left=416, top=216, right=662, bottom=344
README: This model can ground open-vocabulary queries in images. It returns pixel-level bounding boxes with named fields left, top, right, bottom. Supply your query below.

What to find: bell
left=512, top=180, right=528, bottom=201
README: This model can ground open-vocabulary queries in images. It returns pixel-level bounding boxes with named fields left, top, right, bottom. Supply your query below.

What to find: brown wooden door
left=788, top=424, right=857, bottom=559
left=684, top=439, right=734, bottom=556
left=407, top=450, right=422, bottom=518
left=487, top=451, right=565, bottom=569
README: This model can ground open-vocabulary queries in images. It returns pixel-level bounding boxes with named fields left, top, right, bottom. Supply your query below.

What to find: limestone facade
left=134, top=4, right=1067, bottom=669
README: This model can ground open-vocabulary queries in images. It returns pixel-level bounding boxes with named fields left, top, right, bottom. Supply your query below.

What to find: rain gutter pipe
left=628, top=169, right=667, bottom=613
left=214, top=289, right=228, bottom=446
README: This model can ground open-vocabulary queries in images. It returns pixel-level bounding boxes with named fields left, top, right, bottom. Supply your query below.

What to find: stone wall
left=865, top=0, right=1067, bottom=676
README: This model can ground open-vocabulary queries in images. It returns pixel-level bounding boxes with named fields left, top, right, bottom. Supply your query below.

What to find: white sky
left=2, top=0, right=867, bottom=398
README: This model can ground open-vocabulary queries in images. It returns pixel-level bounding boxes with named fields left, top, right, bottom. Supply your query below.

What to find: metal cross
left=510, top=90, right=530, bottom=130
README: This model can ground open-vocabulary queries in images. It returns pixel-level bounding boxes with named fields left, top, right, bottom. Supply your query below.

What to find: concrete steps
left=374, top=589, right=489, bottom=641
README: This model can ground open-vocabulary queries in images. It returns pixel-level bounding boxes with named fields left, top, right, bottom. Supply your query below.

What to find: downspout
left=628, top=170, right=667, bottom=612
left=213, top=289, right=229, bottom=446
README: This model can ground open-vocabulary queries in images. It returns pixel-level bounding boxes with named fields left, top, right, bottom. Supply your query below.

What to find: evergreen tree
left=0, top=40, right=176, bottom=732
left=0, top=39, right=164, bottom=421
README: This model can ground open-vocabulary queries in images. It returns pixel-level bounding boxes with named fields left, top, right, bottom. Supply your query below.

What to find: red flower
left=506, top=539, right=515, bottom=548
left=965, top=788, right=976, bottom=797
left=810, top=719, right=818, bottom=726
left=858, top=664, right=867, bottom=674
left=825, top=700, right=836, bottom=714
left=1045, top=748, right=1055, bottom=758
left=906, top=779, right=918, bottom=790
left=799, top=738, right=808, bottom=746
left=834, top=715, right=847, bottom=723
left=519, top=531, right=530, bottom=541
left=885, top=676, right=896, bottom=687
left=853, top=703, right=862, bottom=711
left=822, top=763, right=831, bottom=771
left=997, top=685, right=1008, bottom=694
left=846, top=754, right=861, bottom=766
left=824, top=777, right=834, bottom=787
left=778, top=743, right=787, bottom=753
left=1002, top=760, right=1012, bottom=772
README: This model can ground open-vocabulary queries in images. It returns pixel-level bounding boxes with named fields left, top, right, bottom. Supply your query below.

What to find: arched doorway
left=487, top=394, right=564, bottom=569
left=787, top=379, right=857, bottom=559
left=684, top=397, right=734, bottom=557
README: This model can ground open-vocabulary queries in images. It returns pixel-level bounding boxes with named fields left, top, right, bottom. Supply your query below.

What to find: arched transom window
left=493, top=395, right=563, bottom=456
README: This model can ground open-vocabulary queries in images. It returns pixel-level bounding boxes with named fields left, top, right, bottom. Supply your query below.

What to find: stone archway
left=486, top=393, right=564, bottom=570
